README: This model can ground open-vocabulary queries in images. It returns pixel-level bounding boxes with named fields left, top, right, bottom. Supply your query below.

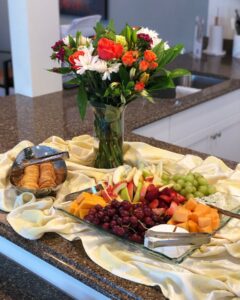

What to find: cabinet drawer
left=133, top=116, right=170, bottom=141
left=170, top=89, right=240, bottom=142
left=175, top=111, right=240, bottom=147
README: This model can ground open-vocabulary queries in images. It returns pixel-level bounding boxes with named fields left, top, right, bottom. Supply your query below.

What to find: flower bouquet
left=50, top=21, right=189, bottom=168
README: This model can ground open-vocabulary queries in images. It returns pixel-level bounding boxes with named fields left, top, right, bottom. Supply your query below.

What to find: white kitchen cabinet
left=133, top=89, right=240, bottom=162
left=210, top=121, right=240, bottom=162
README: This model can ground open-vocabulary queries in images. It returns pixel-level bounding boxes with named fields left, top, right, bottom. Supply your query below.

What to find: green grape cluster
left=162, top=172, right=217, bottom=199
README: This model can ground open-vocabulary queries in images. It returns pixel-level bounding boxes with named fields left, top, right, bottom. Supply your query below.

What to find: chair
left=60, top=14, right=102, bottom=38
left=0, top=51, right=13, bottom=96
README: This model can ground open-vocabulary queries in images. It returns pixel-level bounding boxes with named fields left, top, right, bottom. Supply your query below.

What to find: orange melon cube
left=173, top=206, right=190, bottom=223
left=79, top=208, right=90, bottom=219
left=194, top=203, right=211, bottom=215
left=210, top=208, right=218, bottom=214
left=69, top=202, right=79, bottom=215
left=189, top=213, right=199, bottom=223
left=212, top=215, right=220, bottom=230
left=184, top=198, right=198, bottom=211
left=167, top=218, right=177, bottom=225
left=198, top=225, right=213, bottom=233
left=177, top=222, right=189, bottom=231
left=188, top=220, right=199, bottom=232
left=198, top=216, right=212, bottom=228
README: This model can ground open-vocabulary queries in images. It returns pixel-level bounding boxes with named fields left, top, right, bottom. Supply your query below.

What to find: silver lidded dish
left=10, top=145, right=68, bottom=197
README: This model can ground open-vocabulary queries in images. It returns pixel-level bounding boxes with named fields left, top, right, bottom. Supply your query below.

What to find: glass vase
left=91, top=102, right=125, bottom=169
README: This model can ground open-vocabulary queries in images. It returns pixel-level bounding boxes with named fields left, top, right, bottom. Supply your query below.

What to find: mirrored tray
left=10, top=145, right=68, bottom=197
left=55, top=186, right=240, bottom=263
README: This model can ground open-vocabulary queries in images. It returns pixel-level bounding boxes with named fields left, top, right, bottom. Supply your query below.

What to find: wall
left=108, top=0, right=208, bottom=52
left=207, top=0, right=240, bottom=39
left=0, top=0, right=11, bottom=51
left=8, top=0, right=62, bottom=97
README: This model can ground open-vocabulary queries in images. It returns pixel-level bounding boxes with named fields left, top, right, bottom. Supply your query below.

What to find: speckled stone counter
left=0, top=54, right=240, bottom=299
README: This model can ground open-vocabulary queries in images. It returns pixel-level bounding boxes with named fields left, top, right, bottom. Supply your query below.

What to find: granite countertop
left=1, top=54, right=240, bottom=299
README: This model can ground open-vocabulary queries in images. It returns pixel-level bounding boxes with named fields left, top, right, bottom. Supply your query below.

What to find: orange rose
left=144, top=50, right=157, bottom=62
left=139, top=60, right=149, bottom=72
left=149, top=61, right=158, bottom=70
left=97, top=37, right=123, bottom=60
left=69, top=50, right=84, bottom=69
left=134, top=81, right=145, bottom=92
left=122, top=51, right=138, bottom=66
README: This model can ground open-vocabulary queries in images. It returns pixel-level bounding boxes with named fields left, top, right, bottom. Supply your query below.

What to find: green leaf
left=120, top=93, right=126, bottom=104
left=64, top=78, right=80, bottom=85
left=126, top=81, right=135, bottom=89
left=94, top=22, right=105, bottom=36
left=104, top=31, right=116, bottom=41
left=107, top=19, right=116, bottom=33
left=48, top=67, right=72, bottom=74
left=76, top=31, right=82, bottom=48
left=148, top=76, right=175, bottom=91
left=170, top=68, right=191, bottom=78
left=68, top=35, right=76, bottom=48
left=63, top=46, right=74, bottom=57
left=77, top=82, right=88, bottom=120
left=140, top=90, right=154, bottom=103
left=152, top=41, right=165, bottom=55
left=119, top=66, right=130, bottom=86
left=158, top=44, right=184, bottom=68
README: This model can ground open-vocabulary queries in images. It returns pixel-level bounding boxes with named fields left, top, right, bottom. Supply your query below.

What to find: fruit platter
left=56, top=163, right=239, bottom=262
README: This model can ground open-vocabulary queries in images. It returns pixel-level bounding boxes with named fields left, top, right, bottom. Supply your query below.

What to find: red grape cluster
left=84, top=200, right=168, bottom=243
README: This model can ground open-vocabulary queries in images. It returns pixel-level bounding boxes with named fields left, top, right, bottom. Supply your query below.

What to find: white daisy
left=62, top=36, right=76, bottom=46
left=102, top=63, right=122, bottom=81
left=137, top=27, right=169, bottom=49
left=75, top=45, right=99, bottom=75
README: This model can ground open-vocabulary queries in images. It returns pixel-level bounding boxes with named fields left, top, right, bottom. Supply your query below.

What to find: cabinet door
left=211, top=121, right=240, bottom=162
left=132, top=116, right=170, bottom=141
left=188, top=136, right=210, bottom=154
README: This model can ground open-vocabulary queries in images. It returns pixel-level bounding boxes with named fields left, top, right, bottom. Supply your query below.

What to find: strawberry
left=175, top=193, right=186, bottom=203
left=159, top=194, right=172, bottom=203
left=152, top=207, right=166, bottom=216
left=149, top=199, right=159, bottom=209
left=145, top=184, right=159, bottom=201
left=165, top=201, right=178, bottom=216
left=158, top=199, right=169, bottom=209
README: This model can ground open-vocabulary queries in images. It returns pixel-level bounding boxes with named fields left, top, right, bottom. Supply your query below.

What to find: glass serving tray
left=55, top=186, right=240, bottom=264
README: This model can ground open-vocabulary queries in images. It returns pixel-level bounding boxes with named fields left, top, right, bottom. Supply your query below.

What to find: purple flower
left=56, top=47, right=65, bottom=62
left=137, top=33, right=153, bottom=45
left=51, top=40, right=64, bottom=51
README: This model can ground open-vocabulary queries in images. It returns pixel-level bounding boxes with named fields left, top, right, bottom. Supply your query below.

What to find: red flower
left=149, top=61, right=158, bottom=70
left=144, top=50, right=157, bottom=62
left=97, top=38, right=123, bottom=60
left=122, top=51, right=138, bottom=66
left=68, top=50, right=84, bottom=69
left=139, top=60, right=149, bottom=72
left=134, top=81, right=145, bottom=92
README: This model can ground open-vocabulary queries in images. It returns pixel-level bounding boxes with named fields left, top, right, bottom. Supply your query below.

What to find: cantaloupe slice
left=188, top=213, right=199, bottom=223
left=194, top=203, right=211, bottom=215
left=198, top=225, right=213, bottom=233
left=79, top=208, right=90, bottom=219
left=172, top=206, right=190, bottom=223
left=167, top=218, right=177, bottom=225
left=80, top=198, right=106, bottom=210
left=184, top=198, right=197, bottom=211
left=69, top=202, right=78, bottom=215
left=177, top=222, right=189, bottom=231
left=211, top=215, right=220, bottom=230
left=188, top=220, right=199, bottom=232
left=198, top=216, right=212, bottom=228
